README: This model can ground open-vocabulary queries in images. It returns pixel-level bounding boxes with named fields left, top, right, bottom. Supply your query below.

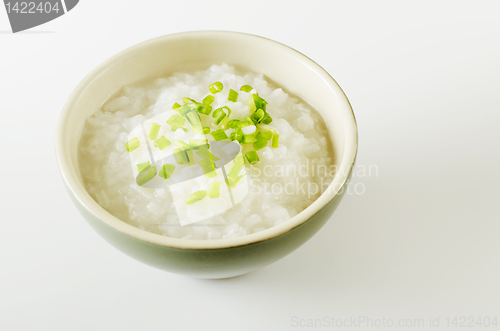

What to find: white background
left=1, top=1, right=499, bottom=330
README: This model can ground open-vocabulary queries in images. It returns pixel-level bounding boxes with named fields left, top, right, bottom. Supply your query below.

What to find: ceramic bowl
left=55, top=31, right=358, bottom=279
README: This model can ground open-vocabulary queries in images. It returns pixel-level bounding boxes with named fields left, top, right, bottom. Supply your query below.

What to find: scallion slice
left=245, top=151, right=260, bottom=165
left=172, top=102, right=181, bottom=109
left=207, top=181, right=221, bottom=199
left=126, top=137, right=140, bottom=152
left=167, top=114, right=187, bottom=132
left=203, top=127, right=211, bottom=134
left=153, top=136, right=171, bottom=150
left=159, top=163, right=175, bottom=179
left=272, top=134, right=279, bottom=148
left=228, top=89, right=238, bottom=102
left=261, top=113, right=273, bottom=124
left=185, top=190, right=208, bottom=205
left=148, top=123, right=161, bottom=140
left=203, top=95, right=215, bottom=105
left=209, top=82, right=223, bottom=94
left=173, top=148, right=189, bottom=164
left=253, top=138, right=268, bottom=150
left=256, top=131, right=273, bottom=140
left=136, top=161, right=151, bottom=174
left=211, top=129, right=228, bottom=141
left=242, top=133, right=257, bottom=144
left=240, top=85, right=253, bottom=92
left=137, top=166, right=157, bottom=186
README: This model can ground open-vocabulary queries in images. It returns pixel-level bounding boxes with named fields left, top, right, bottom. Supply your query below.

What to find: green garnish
left=228, top=89, right=238, bottom=102
left=182, top=97, right=196, bottom=104
left=185, top=190, right=208, bottom=205
left=256, top=131, right=273, bottom=140
left=242, top=134, right=257, bottom=144
left=245, top=151, right=259, bottom=165
left=137, top=166, right=157, bottom=186
left=203, top=127, right=211, bottom=134
left=148, top=123, right=161, bottom=140
left=272, top=134, right=279, bottom=148
left=126, top=137, right=140, bottom=152
left=208, top=82, right=223, bottom=94
left=207, top=181, right=221, bottom=198
left=186, top=149, right=195, bottom=166
left=225, top=174, right=246, bottom=188
left=229, top=129, right=244, bottom=142
left=196, top=145, right=220, bottom=161
left=136, top=161, right=151, bottom=173
left=261, top=113, right=273, bottom=124
left=172, top=102, right=181, bottom=109
left=203, top=95, right=215, bottom=105
left=189, top=139, right=209, bottom=149
left=211, top=129, right=228, bottom=141
left=153, top=136, right=171, bottom=150
left=175, top=140, right=191, bottom=151
left=159, top=163, right=175, bottom=179
left=173, top=148, right=190, bottom=164
left=252, top=94, right=268, bottom=111
left=199, top=159, right=217, bottom=177
left=240, top=85, right=253, bottom=92
left=167, top=114, right=187, bottom=132
left=212, top=106, right=231, bottom=125
left=253, top=138, right=268, bottom=150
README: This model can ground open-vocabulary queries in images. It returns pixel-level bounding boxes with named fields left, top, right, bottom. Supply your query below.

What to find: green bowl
left=56, top=31, right=358, bottom=279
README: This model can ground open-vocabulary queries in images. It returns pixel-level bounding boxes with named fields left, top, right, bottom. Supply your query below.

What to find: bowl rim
left=56, top=30, right=358, bottom=250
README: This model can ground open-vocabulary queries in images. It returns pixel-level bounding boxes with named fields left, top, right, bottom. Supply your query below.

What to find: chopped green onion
left=272, top=134, right=279, bottom=148
left=207, top=181, right=221, bottom=199
left=228, top=157, right=244, bottom=178
left=256, top=131, right=273, bottom=140
left=211, top=129, right=228, bottom=141
left=213, top=111, right=226, bottom=125
left=182, top=97, right=197, bottom=104
left=159, top=163, right=175, bottom=179
left=212, top=106, right=231, bottom=125
left=252, top=94, right=268, bottom=112
left=153, top=136, right=171, bottom=150
left=148, top=123, right=161, bottom=140
left=225, top=174, right=246, bottom=188
left=202, top=95, right=215, bottom=105
left=203, top=126, right=211, bottom=134
left=167, top=114, right=187, bottom=132
left=208, top=82, right=223, bottom=94
left=136, top=161, right=151, bottom=174
left=245, top=151, right=260, bottom=165
left=200, top=105, right=213, bottom=115
left=173, top=148, right=189, bottom=164
left=185, top=190, right=208, bottom=205
left=189, top=139, right=209, bottom=149
left=137, top=166, right=157, bottom=186
left=175, top=140, right=191, bottom=151
left=251, top=108, right=265, bottom=123
left=196, top=146, right=220, bottom=161
left=199, top=158, right=216, bottom=174
left=185, top=109, right=201, bottom=126
left=175, top=105, right=192, bottom=117
left=240, top=85, right=253, bottom=92
left=126, top=137, right=140, bottom=152
left=242, top=133, right=257, bottom=144
left=186, top=149, right=195, bottom=166
left=191, top=124, right=204, bottom=134
left=253, top=138, right=268, bottom=150
left=173, top=102, right=181, bottom=109
left=228, top=89, right=238, bottom=102
left=229, top=129, right=244, bottom=142
left=261, top=113, right=273, bottom=124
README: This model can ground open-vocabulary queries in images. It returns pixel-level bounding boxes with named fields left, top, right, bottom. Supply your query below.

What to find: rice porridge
left=78, top=64, right=334, bottom=240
